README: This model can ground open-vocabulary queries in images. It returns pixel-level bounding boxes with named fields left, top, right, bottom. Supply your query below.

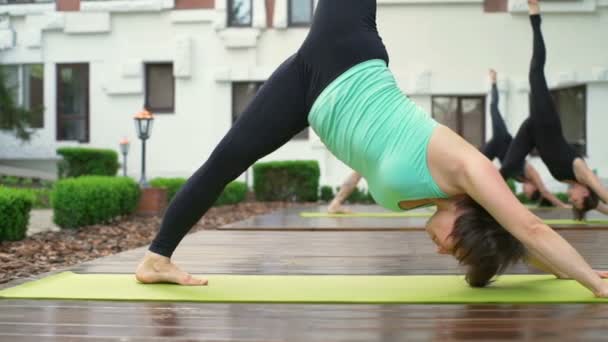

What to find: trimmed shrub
left=344, top=187, right=376, bottom=204
left=19, top=188, right=52, bottom=209
left=52, top=176, right=140, bottom=229
left=150, top=178, right=186, bottom=201
left=150, top=177, right=248, bottom=206
left=215, top=181, right=248, bottom=206
left=320, top=185, right=334, bottom=202
left=253, top=161, right=320, bottom=202
left=0, top=187, right=34, bottom=241
left=506, top=178, right=517, bottom=194
left=57, top=147, right=119, bottom=178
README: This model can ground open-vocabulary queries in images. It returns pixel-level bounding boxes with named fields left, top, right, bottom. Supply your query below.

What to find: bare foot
left=135, top=251, right=208, bottom=286
left=328, top=204, right=352, bottom=214
left=528, top=0, right=539, bottom=15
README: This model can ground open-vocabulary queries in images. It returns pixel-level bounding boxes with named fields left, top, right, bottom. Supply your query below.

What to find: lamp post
left=119, top=137, right=130, bottom=177
left=134, top=109, right=154, bottom=188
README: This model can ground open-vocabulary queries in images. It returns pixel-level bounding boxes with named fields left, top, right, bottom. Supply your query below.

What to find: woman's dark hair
left=572, top=188, right=599, bottom=221
left=450, top=196, right=526, bottom=288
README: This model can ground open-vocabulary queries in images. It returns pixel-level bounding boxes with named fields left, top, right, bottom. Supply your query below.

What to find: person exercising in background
left=501, top=0, right=608, bottom=220
left=327, top=171, right=363, bottom=214
left=482, top=69, right=568, bottom=209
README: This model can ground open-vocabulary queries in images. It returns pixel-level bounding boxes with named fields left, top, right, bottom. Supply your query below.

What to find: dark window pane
left=232, top=81, right=308, bottom=140
left=551, top=86, right=586, bottom=155
left=289, top=0, right=312, bottom=26
left=228, top=0, right=252, bottom=27
left=145, top=63, right=174, bottom=113
left=432, top=95, right=485, bottom=147
left=24, top=64, right=44, bottom=128
left=57, top=64, right=89, bottom=142
left=432, top=97, right=458, bottom=132
left=59, top=119, right=87, bottom=142
left=461, top=98, right=484, bottom=148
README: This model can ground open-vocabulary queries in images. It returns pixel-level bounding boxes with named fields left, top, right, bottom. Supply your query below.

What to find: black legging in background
left=482, top=84, right=525, bottom=179
left=500, top=14, right=578, bottom=182
left=149, top=0, right=389, bottom=257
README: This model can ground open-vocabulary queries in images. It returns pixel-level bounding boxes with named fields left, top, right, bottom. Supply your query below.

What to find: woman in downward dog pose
left=136, top=0, right=608, bottom=297
left=483, top=69, right=568, bottom=208
left=500, top=1, right=608, bottom=220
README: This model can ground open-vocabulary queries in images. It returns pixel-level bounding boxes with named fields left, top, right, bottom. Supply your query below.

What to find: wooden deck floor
left=219, top=205, right=608, bottom=231
left=1, top=207, right=608, bottom=341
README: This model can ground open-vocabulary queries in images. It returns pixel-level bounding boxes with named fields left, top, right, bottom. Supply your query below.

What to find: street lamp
left=134, top=109, right=154, bottom=188
left=119, top=137, right=130, bottom=177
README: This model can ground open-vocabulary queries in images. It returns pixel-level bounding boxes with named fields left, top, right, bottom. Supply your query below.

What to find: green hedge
left=517, top=192, right=570, bottom=207
left=506, top=178, right=517, bottom=194
left=19, top=188, right=52, bottom=209
left=319, top=185, right=334, bottom=202
left=216, top=181, right=248, bottom=206
left=52, top=176, right=140, bottom=229
left=345, top=187, right=376, bottom=204
left=150, top=177, right=248, bottom=206
left=0, top=187, right=34, bottom=241
left=57, top=147, right=119, bottom=178
left=253, top=161, right=320, bottom=202
left=149, top=178, right=185, bottom=201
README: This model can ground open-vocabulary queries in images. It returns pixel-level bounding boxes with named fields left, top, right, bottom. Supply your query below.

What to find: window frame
left=56, top=63, right=90, bottom=143
left=288, top=0, right=314, bottom=27
left=550, top=84, right=587, bottom=156
left=231, top=81, right=309, bottom=141
left=144, top=62, right=175, bottom=114
left=227, top=0, right=253, bottom=28
left=431, top=94, right=486, bottom=148
left=0, top=63, right=45, bottom=130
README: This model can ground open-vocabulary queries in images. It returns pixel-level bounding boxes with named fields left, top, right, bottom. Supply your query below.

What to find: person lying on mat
left=327, top=171, right=363, bottom=214
left=482, top=69, right=568, bottom=209
left=499, top=2, right=608, bottom=220
left=136, top=0, right=608, bottom=298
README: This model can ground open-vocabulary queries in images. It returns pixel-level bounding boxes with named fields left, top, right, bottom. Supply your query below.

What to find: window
left=432, top=96, right=485, bottom=148
left=288, top=0, right=313, bottom=27
left=551, top=85, right=586, bottom=155
left=0, top=64, right=44, bottom=129
left=228, top=0, right=252, bottom=27
left=145, top=63, right=174, bottom=113
left=232, top=82, right=309, bottom=140
left=57, top=63, right=89, bottom=142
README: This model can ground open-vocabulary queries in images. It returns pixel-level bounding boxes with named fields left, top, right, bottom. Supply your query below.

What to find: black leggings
left=500, top=15, right=577, bottom=182
left=149, top=0, right=388, bottom=257
left=482, top=84, right=513, bottom=163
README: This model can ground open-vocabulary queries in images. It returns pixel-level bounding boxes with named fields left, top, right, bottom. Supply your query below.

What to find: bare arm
left=527, top=253, right=608, bottom=280
left=574, top=159, right=608, bottom=204
left=525, top=164, right=569, bottom=208
left=328, top=172, right=362, bottom=213
left=462, top=155, right=607, bottom=297
left=595, top=203, right=608, bottom=215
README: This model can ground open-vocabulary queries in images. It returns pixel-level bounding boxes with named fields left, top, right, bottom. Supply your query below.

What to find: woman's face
left=568, top=183, right=590, bottom=209
left=523, top=181, right=538, bottom=199
left=425, top=207, right=457, bottom=255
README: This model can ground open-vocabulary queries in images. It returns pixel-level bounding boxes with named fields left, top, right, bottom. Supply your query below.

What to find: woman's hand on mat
left=596, top=270, right=608, bottom=279
left=595, top=283, right=608, bottom=298
left=136, top=251, right=209, bottom=286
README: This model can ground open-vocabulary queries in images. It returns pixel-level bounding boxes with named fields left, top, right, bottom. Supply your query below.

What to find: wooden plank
left=219, top=205, right=608, bottom=231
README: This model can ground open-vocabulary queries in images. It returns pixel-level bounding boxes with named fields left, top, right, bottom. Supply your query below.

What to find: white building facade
left=1, top=0, right=607, bottom=192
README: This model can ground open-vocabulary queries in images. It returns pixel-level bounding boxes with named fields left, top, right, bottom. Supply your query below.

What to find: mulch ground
left=0, top=202, right=306, bottom=285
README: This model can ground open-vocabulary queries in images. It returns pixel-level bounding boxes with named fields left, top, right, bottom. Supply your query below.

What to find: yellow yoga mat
left=1, top=272, right=607, bottom=304
left=300, top=212, right=433, bottom=218
left=300, top=213, right=608, bottom=226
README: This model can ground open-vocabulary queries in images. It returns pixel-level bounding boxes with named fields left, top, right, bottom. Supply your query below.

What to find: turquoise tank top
left=308, top=59, right=448, bottom=211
